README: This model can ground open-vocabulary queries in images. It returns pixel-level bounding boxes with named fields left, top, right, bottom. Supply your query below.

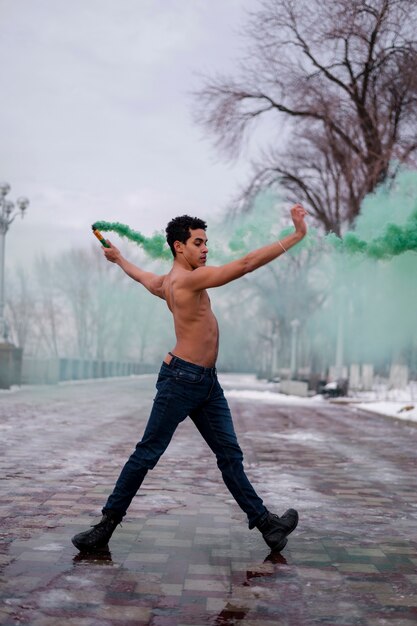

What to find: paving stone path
left=0, top=375, right=416, bottom=625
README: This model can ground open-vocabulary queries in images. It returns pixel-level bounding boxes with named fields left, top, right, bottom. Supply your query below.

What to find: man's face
left=177, top=228, right=208, bottom=268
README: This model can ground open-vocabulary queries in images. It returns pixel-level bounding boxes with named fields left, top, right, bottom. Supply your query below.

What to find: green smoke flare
left=328, top=210, right=417, bottom=260
left=92, top=221, right=172, bottom=261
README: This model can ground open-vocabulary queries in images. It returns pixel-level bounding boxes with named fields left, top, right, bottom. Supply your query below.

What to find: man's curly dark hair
left=165, top=215, right=207, bottom=257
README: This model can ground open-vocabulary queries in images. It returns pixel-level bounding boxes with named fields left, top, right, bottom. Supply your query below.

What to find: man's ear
left=174, top=240, right=183, bottom=254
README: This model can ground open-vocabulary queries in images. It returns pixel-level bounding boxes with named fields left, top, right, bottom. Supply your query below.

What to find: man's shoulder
left=169, top=269, right=209, bottom=299
left=170, top=267, right=198, bottom=285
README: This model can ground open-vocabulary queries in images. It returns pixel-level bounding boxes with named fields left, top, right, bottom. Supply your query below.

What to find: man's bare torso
left=161, top=267, right=219, bottom=368
left=103, top=209, right=306, bottom=369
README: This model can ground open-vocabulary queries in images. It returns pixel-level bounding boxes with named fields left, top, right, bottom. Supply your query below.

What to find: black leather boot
left=71, top=512, right=121, bottom=552
left=256, top=508, right=299, bottom=551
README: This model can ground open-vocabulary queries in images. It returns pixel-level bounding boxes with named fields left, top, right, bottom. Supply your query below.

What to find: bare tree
left=6, top=268, right=34, bottom=350
left=196, top=0, right=417, bottom=234
left=34, top=255, right=64, bottom=357
left=55, top=249, right=96, bottom=359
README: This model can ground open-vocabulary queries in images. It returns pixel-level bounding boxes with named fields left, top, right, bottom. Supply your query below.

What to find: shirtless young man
left=72, top=204, right=307, bottom=553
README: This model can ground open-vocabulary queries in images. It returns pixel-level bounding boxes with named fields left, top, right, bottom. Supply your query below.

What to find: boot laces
left=88, top=517, right=119, bottom=537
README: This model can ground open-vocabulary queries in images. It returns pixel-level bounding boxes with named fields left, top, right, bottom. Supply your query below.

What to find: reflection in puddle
left=72, top=547, right=113, bottom=564
left=214, top=550, right=288, bottom=625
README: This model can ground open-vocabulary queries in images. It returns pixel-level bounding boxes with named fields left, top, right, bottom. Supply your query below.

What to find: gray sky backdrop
left=1, top=0, right=264, bottom=270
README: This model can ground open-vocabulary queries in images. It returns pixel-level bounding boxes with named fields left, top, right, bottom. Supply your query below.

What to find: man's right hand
left=290, top=204, right=308, bottom=237
left=103, top=240, right=122, bottom=264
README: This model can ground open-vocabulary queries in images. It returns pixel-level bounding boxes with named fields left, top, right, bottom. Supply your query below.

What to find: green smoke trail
left=328, top=210, right=417, bottom=260
left=93, top=196, right=417, bottom=263
left=92, top=221, right=172, bottom=261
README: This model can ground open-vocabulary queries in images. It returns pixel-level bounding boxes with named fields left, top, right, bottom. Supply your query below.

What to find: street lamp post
left=334, top=286, right=347, bottom=380
left=290, top=318, right=300, bottom=379
left=0, top=182, right=29, bottom=342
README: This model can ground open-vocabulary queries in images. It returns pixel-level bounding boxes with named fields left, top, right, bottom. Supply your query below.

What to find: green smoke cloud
left=218, top=172, right=417, bottom=374
left=92, top=221, right=171, bottom=261
left=328, top=211, right=417, bottom=259
left=314, top=170, right=417, bottom=369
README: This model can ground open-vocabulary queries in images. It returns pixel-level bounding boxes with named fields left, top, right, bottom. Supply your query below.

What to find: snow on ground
left=1, top=373, right=416, bottom=423
left=355, top=401, right=417, bottom=423
left=219, top=373, right=417, bottom=424
left=224, top=387, right=325, bottom=405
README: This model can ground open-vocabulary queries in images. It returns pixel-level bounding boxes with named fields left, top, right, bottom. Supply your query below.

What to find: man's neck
left=173, top=257, right=194, bottom=272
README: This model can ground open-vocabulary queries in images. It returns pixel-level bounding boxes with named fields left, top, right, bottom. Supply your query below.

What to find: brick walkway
left=0, top=376, right=416, bottom=625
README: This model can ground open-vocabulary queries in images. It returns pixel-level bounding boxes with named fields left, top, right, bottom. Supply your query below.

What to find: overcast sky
left=1, top=0, right=262, bottom=269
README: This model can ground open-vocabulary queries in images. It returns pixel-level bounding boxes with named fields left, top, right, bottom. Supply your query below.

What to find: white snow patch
left=225, top=389, right=321, bottom=405
left=219, top=373, right=267, bottom=387
left=0, top=385, right=20, bottom=394
left=4, top=598, right=21, bottom=606
left=222, top=374, right=417, bottom=424
left=33, top=542, right=65, bottom=551
left=39, top=589, right=75, bottom=608
left=64, top=575, right=95, bottom=586
left=357, top=401, right=417, bottom=423
left=253, top=430, right=326, bottom=443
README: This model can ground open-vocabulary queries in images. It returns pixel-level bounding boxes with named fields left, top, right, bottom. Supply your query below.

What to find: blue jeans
left=103, top=354, right=267, bottom=528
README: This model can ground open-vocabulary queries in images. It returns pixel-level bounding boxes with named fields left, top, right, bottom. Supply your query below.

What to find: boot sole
left=71, top=537, right=109, bottom=552
left=268, top=536, right=288, bottom=552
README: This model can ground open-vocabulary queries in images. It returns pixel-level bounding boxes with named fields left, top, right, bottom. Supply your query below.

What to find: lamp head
left=0, top=182, right=11, bottom=198
left=4, top=200, right=14, bottom=217
left=16, top=197, right=29, bottom=217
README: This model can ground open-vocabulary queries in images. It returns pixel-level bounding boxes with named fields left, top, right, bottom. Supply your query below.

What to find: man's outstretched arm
left=103, top=241, right=166, bottom=299
left=185, top=204, right=307, bottom=291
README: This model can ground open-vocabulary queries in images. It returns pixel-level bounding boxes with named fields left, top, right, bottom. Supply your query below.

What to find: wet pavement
left=0, top=374, right=416, bottom=626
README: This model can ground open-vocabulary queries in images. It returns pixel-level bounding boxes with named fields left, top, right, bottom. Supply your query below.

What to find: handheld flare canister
left=92, top=224, right=110, bottom=248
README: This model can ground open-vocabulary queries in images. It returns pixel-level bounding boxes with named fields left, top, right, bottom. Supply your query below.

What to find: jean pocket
left=174, top=368, right=204, bottom=384
left=155, top=368, right=172, bottom=388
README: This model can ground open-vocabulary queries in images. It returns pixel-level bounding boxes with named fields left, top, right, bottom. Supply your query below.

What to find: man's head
left=166, top=215, right=208, bottom=258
